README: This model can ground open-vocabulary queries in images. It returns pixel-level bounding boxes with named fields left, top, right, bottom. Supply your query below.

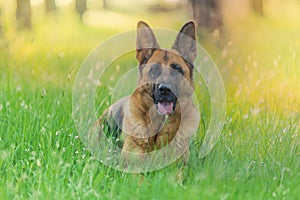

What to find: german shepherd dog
left=99, top=21, right=199, bottom=169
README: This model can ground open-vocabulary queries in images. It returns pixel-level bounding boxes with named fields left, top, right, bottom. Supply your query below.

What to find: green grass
left=0, top=2, right=300, bottom=199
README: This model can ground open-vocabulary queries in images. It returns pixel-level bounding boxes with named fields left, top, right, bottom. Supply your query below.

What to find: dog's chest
left=153, top=115, right=180, bottom=149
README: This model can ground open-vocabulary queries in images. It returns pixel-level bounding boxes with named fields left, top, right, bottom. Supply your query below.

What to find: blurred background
left=0, top=0, right=299, bottom=113
left=0, top=2, right=299, bottom=198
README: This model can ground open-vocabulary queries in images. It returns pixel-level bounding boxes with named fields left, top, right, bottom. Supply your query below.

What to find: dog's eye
left=149, top=64, right=162, bottom=79
left=170, top=63, right=184, bottom=75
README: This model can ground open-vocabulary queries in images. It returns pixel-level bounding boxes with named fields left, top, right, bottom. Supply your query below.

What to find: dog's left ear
left=136, top=21, right=160, bottom=65
left=172, top=21, right=197, bottom=64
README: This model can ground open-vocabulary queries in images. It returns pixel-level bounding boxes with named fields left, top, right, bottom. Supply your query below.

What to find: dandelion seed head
left=87, top=71, right=94, bottom=80
left=67, top=74, right=71, bottom=81
left=256, top=80, right=261, bottom=86
left=227, top=41, right=233, bottom=47
left=292, top=51, right=296, bottom=60
left=31, top=151, right=36, bottom=157
left=116, top=65, right=120, bottom=73
left=279, top=137, right=284, bottom=143
left=273, top=59, right=278, bottom=67
left=95, top=62, right=101, bottom=70
left=56, top=141, right=60, bottom=148
left=21, top=173, right=28, bottom=181
left=109, top=75, right=115, bottom=82
left=16, top=85, right=21, bottom=92
left=243, top=114, right=249, bottom=119
left=41, top=86, right=47, bottom=97
left=106, top=156, right=112, bottom=161
left=108, top=86, right=113, bottom=92
left=229, top=59, right=234, bottom=66
left=59, top=52, right=64, bottom=58
left=36, top=159, right=41, bottom=167
left=1, top=150, right=8, bottom=160
left=94, top=80, right=101, bottom=86
left=253, top=61, right=258, bottom=68
left=222, top=48, right=227, bottom=58
left=232, top=75, right=238, bottom=82
left=41, top=127, right=46, bottom=133
left=251, top=108, right=260, bottom=115
left=20, top=100, right=28, bottom=109
left=277, top=54, right=281, bottom=60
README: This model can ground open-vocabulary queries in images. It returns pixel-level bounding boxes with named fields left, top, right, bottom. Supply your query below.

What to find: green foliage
left=0, top=2, right=299, bottom=199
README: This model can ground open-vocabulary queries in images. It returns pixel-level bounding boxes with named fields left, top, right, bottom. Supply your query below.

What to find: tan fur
left=99, top=21, right=199, bottom=169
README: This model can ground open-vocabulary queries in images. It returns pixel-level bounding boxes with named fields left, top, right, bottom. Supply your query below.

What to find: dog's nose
left=158, top=84, right=172, bottom=94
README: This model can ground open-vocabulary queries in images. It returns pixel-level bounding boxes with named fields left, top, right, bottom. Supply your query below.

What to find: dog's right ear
left=136, top=21, right=160, bottom=65
left=172, top=21, right=196, bottom=64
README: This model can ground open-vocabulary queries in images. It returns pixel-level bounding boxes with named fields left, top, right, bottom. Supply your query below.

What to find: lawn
left=0, top=1, right=299, bottom=199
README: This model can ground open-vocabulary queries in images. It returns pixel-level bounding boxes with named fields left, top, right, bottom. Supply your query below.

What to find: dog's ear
left=172, top=21, right=197, bottom=64
left=136, top=21, right=160, bottom=65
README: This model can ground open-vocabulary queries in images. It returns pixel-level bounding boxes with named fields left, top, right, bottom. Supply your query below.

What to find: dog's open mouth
left=157, top=101, right=174, bottom=115
left=152, top=83, right=177, bottom=115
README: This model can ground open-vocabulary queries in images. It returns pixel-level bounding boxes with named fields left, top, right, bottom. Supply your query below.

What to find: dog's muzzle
left=152, top=83, right=177, bottom=115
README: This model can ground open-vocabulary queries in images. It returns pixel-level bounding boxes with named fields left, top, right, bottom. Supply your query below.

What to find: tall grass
left=0, top=2, right=299, bottom=199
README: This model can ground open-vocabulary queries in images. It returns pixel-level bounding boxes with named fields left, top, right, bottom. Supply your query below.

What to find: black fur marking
left=163, top=51, right=168, bottom=62
left=148, top=63, right=162, bottom=80
left=170, top=63, right=184, bottom=76
left=100, top=106, right=124, bottom=148
left=114, top=105, right=124, bottom=130
left=185, top=61, right=194, bottom=79
left=138, top=49, right=158, bottom=78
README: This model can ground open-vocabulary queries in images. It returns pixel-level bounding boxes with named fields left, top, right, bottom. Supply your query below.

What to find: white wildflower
left=16, top=85, right=21, bottom=92
left=41, top=86, right=46, bottom=97
left=36, top=159, right=41, bottom=167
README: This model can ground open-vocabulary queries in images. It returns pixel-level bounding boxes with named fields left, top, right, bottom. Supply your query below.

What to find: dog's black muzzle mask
left=152, top=83, right=177, bottom=115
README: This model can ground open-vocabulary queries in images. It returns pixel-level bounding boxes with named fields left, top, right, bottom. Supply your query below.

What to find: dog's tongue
left=158, top=101, right=173, bottom=115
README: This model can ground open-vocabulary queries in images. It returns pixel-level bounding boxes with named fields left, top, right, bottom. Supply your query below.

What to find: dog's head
left=136, top=21, right=197, bottom=115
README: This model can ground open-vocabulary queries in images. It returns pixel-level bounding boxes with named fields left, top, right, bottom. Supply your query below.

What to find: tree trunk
left=251, top=0, right=263, bottom=16
left=0, top=8, right=3, bottom=34
left=190, top=0, right=223, bottom=34
left=103, top=0, right=108, bottom=9
left=45, top=0, right=56, bottom=13
left=16, top=0, right=31, bottom=30
left=75, top=0, right=87, bottom=20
